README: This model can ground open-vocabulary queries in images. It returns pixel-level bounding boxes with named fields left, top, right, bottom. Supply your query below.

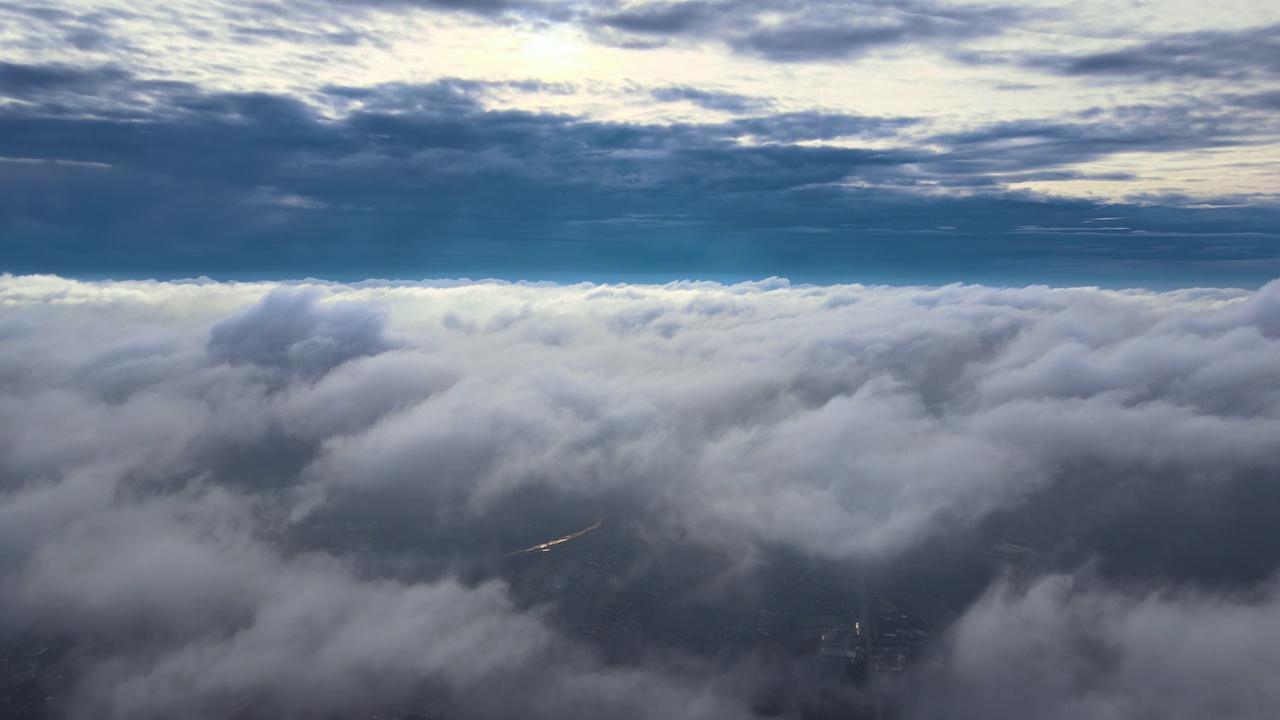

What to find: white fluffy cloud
left=2, top=274, right=1279, bottom=718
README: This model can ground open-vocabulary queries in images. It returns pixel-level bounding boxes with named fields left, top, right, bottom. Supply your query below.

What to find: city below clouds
left=2, top=275, right=1279, bottom=718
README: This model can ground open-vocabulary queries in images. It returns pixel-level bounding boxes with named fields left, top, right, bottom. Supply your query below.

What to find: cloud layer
left=3, top=2, right=1280, bottom=285
left=2, top=275, right=1280, bottom=718
left=914, top=573, right=1280, bottom=720
left=2, top=66, right=1278, bottom=286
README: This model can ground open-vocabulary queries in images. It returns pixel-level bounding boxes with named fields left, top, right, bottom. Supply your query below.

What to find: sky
left=1, top=0, right=1279, bottom=286
left=4, top=5, right=1280, bottom=720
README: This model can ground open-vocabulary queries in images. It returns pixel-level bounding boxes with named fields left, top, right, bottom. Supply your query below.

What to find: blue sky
left=2, top=0, right=1279, bottom=287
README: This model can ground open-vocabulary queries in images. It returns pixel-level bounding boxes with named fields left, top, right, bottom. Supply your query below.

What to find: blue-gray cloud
left=0, top=61, right=129, bottom=98
left=321, top=0, right=548, bottom=17
left=923, top=100, right=1277, bottom=182
left=1, top=65, right=1278, bottom=286
left=1025, top=24, right=1280, bottom=81
left=596, top=0, right=715, bottom=34
left=0, top=1, right=135, bottom=54
left=591, top=0, right=1021, bottom=62
left=649, top=86, right=773, bottom=113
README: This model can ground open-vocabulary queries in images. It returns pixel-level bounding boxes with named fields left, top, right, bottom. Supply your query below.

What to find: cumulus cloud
left=207, top=288, right=395, bottom=377
left=2, top=274, right=1280, bottom=718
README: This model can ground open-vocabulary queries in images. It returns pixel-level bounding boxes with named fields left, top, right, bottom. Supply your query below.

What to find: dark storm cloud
left=3, top=275, right=1280, bottom=718
left=1027, top=24, right=1280, bottom=81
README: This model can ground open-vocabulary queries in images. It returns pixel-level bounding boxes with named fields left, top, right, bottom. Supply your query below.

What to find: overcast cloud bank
left=2, top=274, right=1279, bottom=718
